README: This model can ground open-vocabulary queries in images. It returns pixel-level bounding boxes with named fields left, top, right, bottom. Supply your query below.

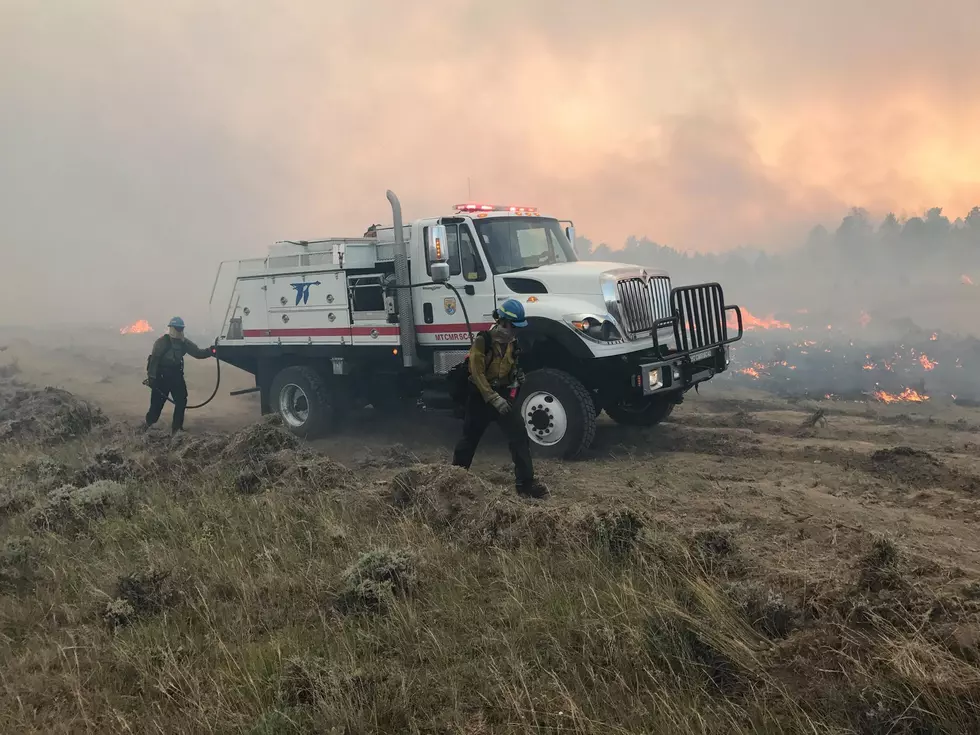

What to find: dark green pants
left=452, top=388, right=534, bottom=486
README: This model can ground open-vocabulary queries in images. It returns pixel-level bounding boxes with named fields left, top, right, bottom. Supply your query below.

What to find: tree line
left=577, top=206, right=980, bottom=288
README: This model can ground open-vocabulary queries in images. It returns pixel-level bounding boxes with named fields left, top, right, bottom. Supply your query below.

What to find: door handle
left=464, top=285, right=475, bottom=296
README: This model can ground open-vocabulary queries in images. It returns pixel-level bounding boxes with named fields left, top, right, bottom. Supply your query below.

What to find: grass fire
left=119, top=319, right=153, bottom=335
left=727, top=307, right=980, bottom=405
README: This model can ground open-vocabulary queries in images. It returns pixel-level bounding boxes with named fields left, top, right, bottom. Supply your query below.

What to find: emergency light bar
left=453, top=203, right=538, bottom=214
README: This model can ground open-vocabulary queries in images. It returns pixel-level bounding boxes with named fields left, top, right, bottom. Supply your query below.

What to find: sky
left=2, top=0, right=979, bottom=328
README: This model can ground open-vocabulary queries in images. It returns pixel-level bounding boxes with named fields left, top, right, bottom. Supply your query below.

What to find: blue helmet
left=168, top=316, right=185, bottom=330
left=497, top=298, right=528, bottom=328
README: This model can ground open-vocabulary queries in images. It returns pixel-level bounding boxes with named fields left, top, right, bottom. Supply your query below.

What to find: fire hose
left=143, top=354, right=222, bottom=410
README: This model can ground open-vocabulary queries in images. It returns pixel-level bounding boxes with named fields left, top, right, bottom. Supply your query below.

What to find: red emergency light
left=453, top=203, right=538, bottom=214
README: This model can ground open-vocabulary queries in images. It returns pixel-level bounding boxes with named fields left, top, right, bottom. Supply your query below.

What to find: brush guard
left=634, top=282, right=744, bottom=396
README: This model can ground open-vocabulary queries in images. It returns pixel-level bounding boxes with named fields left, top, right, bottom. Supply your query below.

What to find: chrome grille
left=616, top=276, right=672, bottom=336
left=672, top=283, right=727, bottom=352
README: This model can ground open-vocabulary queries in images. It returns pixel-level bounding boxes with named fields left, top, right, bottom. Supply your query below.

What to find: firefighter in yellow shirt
left=451, top=299, right=548, bottom=498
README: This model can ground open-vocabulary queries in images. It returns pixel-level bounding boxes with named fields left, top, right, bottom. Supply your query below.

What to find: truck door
left=416, top=221, right=495, bottom=348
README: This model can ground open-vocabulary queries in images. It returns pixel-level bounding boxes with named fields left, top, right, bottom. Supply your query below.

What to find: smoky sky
left=2, top=0, right=979, bottom=330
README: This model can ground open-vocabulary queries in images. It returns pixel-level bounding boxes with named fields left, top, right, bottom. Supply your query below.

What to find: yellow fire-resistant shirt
left=468, top=333, right=519, bottom=403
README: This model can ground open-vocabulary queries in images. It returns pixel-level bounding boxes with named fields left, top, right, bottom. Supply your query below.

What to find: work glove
left=142, top=377, right=153, bottom=388
left=489, top=394, right=511, bottom=415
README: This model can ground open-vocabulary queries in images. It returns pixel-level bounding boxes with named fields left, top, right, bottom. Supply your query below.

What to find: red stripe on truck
left=241, top=323, right=494, bottom=339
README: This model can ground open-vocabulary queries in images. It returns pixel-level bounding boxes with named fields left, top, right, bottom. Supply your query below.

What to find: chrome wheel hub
left=521, top=390, right=568, bottom=446
left=278, top=383, right=310, bottom=427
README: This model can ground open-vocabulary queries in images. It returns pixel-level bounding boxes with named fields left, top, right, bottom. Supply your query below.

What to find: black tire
left=605, top=395, right=675, bottom=427
left=517, top=368, right=597, bottom=459
left=269, top=365, right=332, bottom=438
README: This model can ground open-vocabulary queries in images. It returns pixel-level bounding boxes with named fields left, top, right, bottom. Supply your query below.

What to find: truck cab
left=210, top=192, right=743, bottom=459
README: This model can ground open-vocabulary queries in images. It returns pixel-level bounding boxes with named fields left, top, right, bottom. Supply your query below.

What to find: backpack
left=447, top=331, right=489, bottom=404
left=145, top=335, right=174, bottom=377
left=447, top=331, right=522, bottom=404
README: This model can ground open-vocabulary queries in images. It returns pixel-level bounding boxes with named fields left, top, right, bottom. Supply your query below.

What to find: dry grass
left=2, top=396, right=980, bottom=733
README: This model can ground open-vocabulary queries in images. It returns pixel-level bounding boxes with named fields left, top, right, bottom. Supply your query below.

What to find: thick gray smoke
left=2, top=0, right=979, bottom=337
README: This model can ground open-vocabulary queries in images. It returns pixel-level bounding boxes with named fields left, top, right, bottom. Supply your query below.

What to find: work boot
left=516, top=479, right=549, bottom=499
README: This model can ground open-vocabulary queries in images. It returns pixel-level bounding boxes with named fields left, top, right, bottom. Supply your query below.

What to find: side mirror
left=427, top=224, right=449, bottom=264
left=430, top=262, right=450, bottom=283
left=565, top=225, right=576, bottom=251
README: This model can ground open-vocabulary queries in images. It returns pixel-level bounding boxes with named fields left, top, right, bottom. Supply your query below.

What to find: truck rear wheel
left=269, top=366, right=333, bottom=438
left=605, top=395, right=675, bottom=427
left=518, top=368, right=597, bottom=459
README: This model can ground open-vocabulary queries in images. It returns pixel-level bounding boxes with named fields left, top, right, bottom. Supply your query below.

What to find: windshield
left=473, top=217, right=578, bottom=274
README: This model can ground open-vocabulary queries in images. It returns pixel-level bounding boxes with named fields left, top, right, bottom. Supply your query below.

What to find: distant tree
left=588, top=243, right=614, bottom=261
left=965, top=206, right=980, bottom=231
left=805, top=224, right=830, bottom=248
left=835, top=207, right=873, bottom=248
left=878, top=212, right=901, bottom=239
left=923, top=207, right=951, bottom=241
left=900, top=216, right=926, bottom=242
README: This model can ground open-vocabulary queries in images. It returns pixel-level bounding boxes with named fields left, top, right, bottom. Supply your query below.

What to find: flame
left=730, top=308, right=791, bottom=331
left=962, top=274, right=975, bottom=286
left=120, top=319, right=153, bottom=335
left=874, top=387, right=930, bottom=404
left=735, top=359, right=797, bottom=378
left=863, top=362, right=875, bottom=371
left=859, top=311, right=871, bottom=327
left=918, top=354, right=937, bottom=371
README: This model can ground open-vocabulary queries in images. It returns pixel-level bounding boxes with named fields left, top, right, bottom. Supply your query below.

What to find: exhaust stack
left=387, top=189, right=417, bottom=368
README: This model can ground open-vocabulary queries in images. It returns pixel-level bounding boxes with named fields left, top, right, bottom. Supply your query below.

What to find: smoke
left=1, top=0, right=979, bottom=330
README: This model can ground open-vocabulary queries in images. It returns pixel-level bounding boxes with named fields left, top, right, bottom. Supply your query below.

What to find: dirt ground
left=4, top=326, right=980, bottom=584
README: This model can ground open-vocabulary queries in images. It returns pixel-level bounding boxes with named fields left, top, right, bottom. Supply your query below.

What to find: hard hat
left=168, top=316, right=185, bottom=330
left=497, top=299, right=528, bottom=328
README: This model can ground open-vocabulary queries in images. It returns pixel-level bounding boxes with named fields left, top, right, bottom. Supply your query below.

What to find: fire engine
left=209, top=191, right=744, bottom=458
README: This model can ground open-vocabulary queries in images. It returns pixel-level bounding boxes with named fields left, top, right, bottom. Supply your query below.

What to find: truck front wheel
left=269, top=366, right=333, bottom=438
left=604, top=395, right=675, bottom=427
left=518, top=368, right=597, bottom=459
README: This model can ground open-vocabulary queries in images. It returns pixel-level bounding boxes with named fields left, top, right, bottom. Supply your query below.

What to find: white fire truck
left=210, top=191, right=744, bottom=458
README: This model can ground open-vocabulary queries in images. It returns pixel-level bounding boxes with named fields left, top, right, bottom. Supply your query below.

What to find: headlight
left=564, top=315, right=623, bottom=342
left=648, top=367, right=663, bottom=391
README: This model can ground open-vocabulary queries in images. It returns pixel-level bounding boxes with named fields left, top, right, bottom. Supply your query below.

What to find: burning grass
left=119, top=319, right=153, bottom=335
left=3, top=381, right=980, bottom=732
left=727, top=321, right=980, bottom=405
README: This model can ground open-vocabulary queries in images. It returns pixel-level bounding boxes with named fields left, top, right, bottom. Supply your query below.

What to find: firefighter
left=141, top=317, right=213, bottom=435
left=451, top=299, right=549, bottom=498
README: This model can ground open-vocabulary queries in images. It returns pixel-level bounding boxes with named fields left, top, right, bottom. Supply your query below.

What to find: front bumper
left=634, top=345, right=731, bottom=396
left=629, top=281, right=744, bottom=397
